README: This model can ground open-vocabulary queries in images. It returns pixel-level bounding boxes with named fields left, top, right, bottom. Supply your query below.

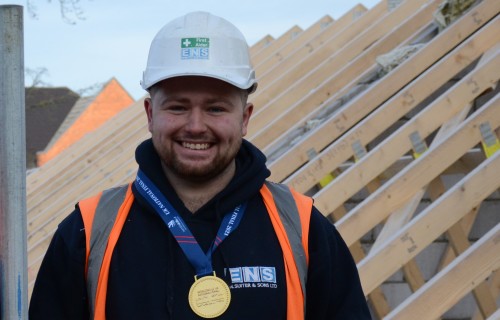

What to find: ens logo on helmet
left=181, top=37, right=209, bottom=60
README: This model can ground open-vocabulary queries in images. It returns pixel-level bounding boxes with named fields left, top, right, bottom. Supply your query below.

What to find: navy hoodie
left=29, top=139, right=371, bottom=319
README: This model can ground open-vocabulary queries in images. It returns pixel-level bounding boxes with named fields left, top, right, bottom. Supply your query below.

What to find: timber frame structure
left=27, top=0, right=500, bottom=318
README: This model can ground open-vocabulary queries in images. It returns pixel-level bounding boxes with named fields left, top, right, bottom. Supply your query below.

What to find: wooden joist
left=337, top=92, right=500, bottom=248
left=254, top=14, right=335, bottom=78
left=251, top=25, right=303, bottom=66
left=446, top=212, right=499, bottom=317
left=254, top=4, right=370, bottom=88
left=270, top=0, right=500, bottom=185
left=247, top=0, right=389, bottom=131
left=384, top=222, right=500, bottom=319
left=251, top=0, right=440, bottom=149
left=26, top=99, right=143, bottom=193
left=476, top=272, right=500, bottom=320
left=249, top=34, right=274, bottom=56
left=314, top=47, right=499, bottom=222
left=253, top=3, right=378, bottom=94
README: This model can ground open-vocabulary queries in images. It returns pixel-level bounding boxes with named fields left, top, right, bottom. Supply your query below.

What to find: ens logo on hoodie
left=226, top=266, right=278, bottom=289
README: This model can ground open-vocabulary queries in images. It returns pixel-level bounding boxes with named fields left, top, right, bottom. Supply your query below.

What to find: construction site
left=1, top=0, right=499, bottom=318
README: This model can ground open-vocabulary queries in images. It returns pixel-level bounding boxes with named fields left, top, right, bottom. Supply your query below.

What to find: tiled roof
left=36, top=77, right=134, bottom=166
left=44, top=95, right=94, bottom=151
left=25, top=86, right=80, bottom=168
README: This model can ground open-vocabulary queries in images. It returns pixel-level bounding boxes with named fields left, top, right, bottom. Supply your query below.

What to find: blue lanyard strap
left=134, top=169, right=246, bottom=276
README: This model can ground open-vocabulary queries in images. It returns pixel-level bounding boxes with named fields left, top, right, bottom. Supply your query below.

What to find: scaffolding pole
left=0, top=5, right=27, bottom=320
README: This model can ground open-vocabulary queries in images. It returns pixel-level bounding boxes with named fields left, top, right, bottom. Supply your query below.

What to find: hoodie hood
left=134, top=138, right=270, bottom=220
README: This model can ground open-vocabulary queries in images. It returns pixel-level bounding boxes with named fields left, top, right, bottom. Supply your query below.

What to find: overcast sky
left=1, top=0, right=379, bottom=99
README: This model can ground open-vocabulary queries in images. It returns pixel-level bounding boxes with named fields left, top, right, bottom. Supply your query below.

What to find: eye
left=207, top=106, right=226, bottom=114
left=166, top=105, right=187, bottom=113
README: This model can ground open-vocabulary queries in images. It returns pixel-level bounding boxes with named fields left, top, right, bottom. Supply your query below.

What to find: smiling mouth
left=182, top=142, right=211, bottom=150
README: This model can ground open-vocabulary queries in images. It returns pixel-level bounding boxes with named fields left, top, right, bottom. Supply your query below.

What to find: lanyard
left=134, top=169, right=247, bottom=276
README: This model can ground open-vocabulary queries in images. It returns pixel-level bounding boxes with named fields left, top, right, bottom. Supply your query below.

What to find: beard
left=153, top=136, right=243, bottom=183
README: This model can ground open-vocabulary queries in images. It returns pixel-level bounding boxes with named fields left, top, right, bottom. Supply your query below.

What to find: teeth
left=183, top=142, right=210, bottom=150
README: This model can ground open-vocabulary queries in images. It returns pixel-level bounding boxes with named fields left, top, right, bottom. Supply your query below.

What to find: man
left=30, top=11, right=371, bottom=319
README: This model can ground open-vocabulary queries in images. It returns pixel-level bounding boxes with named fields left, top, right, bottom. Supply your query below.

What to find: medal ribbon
left=134, top=169, right=246, bottom=276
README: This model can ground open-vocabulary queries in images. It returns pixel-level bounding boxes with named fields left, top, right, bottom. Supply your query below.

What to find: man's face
left=144, top=76, right=253, bottom=182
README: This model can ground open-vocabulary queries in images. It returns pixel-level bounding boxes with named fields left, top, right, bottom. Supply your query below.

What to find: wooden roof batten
left=248, top=0, right=389, bottom=128
left=249, top=1, right=432, bottom=148
left=268, top=0, right=499, bottom=184
left=324, top=2, right=498, bottom=318
left=258, top=0, right=441, bottom=155
left=26, top=0, right=500, bottom=318
left=253, top=14, right=336, bottom=78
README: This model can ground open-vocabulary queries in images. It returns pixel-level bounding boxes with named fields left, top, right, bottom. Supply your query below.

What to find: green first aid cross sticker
left=181, top=38, right=210, bottom=48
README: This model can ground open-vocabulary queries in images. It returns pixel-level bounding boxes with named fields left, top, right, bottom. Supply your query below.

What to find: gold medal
left=188, top=272, right=231, bottom=318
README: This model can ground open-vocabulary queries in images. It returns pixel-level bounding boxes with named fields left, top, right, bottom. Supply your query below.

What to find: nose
left=185, top=108, right=207, bottom=133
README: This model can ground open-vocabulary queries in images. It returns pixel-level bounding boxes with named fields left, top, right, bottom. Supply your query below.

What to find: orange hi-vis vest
left=79, top=181, right=313, bottom=320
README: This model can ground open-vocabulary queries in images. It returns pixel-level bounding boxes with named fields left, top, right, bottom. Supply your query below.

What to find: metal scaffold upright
left=0, top=4, right=28, bottom=320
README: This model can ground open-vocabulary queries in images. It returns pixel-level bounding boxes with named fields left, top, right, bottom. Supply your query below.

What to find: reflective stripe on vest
left=261, top=181, right=311, bottom=320
left=79, top=181, right=312, bottom=320
left=80, top=184, right=135, bottom=320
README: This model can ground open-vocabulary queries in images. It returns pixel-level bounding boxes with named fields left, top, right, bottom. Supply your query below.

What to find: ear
left=144, top=97, right=154, bottom=133
left=241, top=102, right=253, bottom=137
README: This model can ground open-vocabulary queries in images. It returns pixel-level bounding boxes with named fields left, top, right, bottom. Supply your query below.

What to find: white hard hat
left=141, top=11, right=257, bottom=93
